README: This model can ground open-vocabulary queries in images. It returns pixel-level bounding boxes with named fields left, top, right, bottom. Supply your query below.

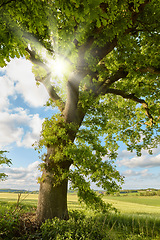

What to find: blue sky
left=0, top=58, right=160, bottom=191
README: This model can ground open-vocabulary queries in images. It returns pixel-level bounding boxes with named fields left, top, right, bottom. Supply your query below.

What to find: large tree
left=0, top=0, right=160, bottom=223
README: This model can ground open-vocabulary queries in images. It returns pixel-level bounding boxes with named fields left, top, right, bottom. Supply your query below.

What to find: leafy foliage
left=0, top=206, right=21, bottom=239
left=0, top=151, right=11, bottom=181
left=41, top=211, right=108, bottom=240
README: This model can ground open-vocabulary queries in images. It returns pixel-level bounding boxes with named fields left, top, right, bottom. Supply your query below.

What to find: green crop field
left=106, top=195, right=160, bottom=207
left=1, top=192, right=160, bottom=217
left=103, top=195, right=160, bottom=217
left=0, top=192, right=83, bottom=212
left=1, top=192, right=160, bottom=239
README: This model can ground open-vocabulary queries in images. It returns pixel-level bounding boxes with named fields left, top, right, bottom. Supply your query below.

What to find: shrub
left=157, top=191, right=160, bottom=196
left=41, top=210, right=110, bottom=240
left=0, top=205, right=21, bottom=239
left=140, top=192, right=145, bottom=196
left=0, top=202, right=38, bottom=240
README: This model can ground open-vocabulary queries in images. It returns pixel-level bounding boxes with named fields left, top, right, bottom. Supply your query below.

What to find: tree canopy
left=1, top=0, right=160, bottom=221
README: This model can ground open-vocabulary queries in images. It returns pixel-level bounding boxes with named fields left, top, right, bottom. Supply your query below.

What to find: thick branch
left=138, top=67, right=160, bottom=75
left=25, top=47, right=65, bottom=112
left=25, top=47, right=50, bottom=73
left=63, top=70, right=88, bottom=124
left=90, top=0, right=150, bottom=63
left=128, top=0, right=150, bottom=26
left=106, top=88, right=154, bottom=125
left=76, top=35, right=95, bottom=73
left=90, top=38, right=117, bottom=63
left=63, top=35, right=95, bottom=124
left=36, top=73, right=65, bottom=112
left=95, top=68, right=128, bottom=96
left=0, top=0, right=17, bottom=8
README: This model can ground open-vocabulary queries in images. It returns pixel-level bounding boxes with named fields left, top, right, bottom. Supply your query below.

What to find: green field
left=0, top=192, right=38, bottom=206
left=103, top=195, right=160, bottom=217
left=1, top=192, right=160, bottom=239
left=1, top=192, right=160, bottom=216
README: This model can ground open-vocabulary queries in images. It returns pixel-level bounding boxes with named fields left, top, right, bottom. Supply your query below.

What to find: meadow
left=1, top=192, right=160, bottom=216
left=0, top=192, right=160, bottom=239
left=104, top=194, right=160, bottom=216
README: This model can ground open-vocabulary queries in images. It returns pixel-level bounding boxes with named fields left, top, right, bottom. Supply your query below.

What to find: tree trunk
left=35, top=103, right=84, bottom=224
left=36, top=172, right=69, bottom=223
left=36, top=147, right=71, bottom=223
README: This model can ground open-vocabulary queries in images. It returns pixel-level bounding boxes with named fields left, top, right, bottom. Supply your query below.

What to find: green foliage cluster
left=0, top=203, right=23, bottom=239
left=41, top=210, right=108, bottom=240
left=37, top=114, right=75, bottom=150
left=140, top=191, right=157, bottom=197
left=0, top=151, right=11, bottom=181
left=84, top=95, right=160, bottom=157
left=0, top=0, right=55, bottom=67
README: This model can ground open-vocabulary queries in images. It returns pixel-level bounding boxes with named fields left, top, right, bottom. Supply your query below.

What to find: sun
left=45, top=53, right=71, bottom=81
left=39, top=47, right=70, bottom=80
left=53, top=56, right=69, bottom=78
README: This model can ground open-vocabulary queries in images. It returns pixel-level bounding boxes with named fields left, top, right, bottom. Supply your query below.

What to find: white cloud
left=0, top=161, right=40, bottom=191
left=123, top=169, right=152, bottom=177
left=0, top=58, right=48, bottom=149
left=0, top=107, right=43, bottom=148
left=17, top=113, right=44, bottom=148
left=118, top=149, right=136, bottom=159
left=3, top=58, right=49, bottom=108
left=121, top=172, right=160, bottom=190
left=118, top=153, right=160, bottom=168
left=0, top=111, right=24, bottom=147
left=0, top=75, right=15, bottom=110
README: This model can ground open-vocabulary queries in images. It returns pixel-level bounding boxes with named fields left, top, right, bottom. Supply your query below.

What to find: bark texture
left=36, top=144, right=72, bottom=223
left=36, top=172, right=69, bottom=223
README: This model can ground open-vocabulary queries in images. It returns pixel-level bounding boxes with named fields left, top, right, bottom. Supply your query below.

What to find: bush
left=157, top=191, right=160, bottom=196
left=0, top=202, right=38, bottom=240
left=41, top=210, right=110, bottom=240
left=0, top=205, right=21, bottom=239
left=140, top=192, right=145, bottom=196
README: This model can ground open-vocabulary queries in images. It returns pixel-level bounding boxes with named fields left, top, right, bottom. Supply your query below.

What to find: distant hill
left=0, top=189, right=38, bottom=193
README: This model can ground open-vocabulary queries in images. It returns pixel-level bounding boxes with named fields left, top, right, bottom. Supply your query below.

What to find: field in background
left=1, top=192, right=160, bottom=239
left=103, top=195, right=160, bottom=217
left=1, top=192, right=160, bottom=217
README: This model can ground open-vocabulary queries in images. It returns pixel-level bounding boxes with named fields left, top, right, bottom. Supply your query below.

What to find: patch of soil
left=20, top=212, right=38, bottom=231
left=17, top=212, right=42, bottom=239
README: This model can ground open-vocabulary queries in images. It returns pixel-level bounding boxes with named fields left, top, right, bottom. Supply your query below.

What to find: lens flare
left=53, top=57, right=68, bottom=78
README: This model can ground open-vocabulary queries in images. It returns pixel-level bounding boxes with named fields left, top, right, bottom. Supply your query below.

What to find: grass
left=105, top=195, right=160, bottom=207
left=0, top=193, right=38, bottom=204
left=0, top=192, right=160, bottom=239
left=103, top=195, right=160, bottom=217
left=1, top=192, right=160, bottom=217
left=1, top=192, right=160, bottom=216
left=0, top=192, right=82, bottom=210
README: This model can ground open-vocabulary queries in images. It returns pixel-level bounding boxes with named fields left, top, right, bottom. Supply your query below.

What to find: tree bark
left=36, top=146, right=71, bottom=223
left=36, top=171, right=69, bottom=223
